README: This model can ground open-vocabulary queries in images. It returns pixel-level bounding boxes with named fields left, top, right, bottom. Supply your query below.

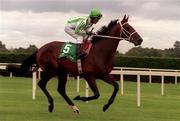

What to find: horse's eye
left=126, top=26, right=130, bottom=30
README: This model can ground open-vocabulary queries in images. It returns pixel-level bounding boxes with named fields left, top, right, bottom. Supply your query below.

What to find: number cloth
left=59, top=42, right=77, bottom=62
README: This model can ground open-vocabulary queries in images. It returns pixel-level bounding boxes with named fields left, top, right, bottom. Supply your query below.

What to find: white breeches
left=64, top=24, right=83, bottom=44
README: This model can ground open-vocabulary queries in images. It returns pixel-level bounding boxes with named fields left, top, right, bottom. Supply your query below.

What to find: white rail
left=1, top=63, right=180, bottom=107
left=110, top=67, right=180, bottom=107
left=0, top=63, right=21, bottom=77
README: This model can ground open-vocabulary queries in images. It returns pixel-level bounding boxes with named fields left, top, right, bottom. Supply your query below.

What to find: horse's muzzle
left=134, top=38, right=143, bottom=46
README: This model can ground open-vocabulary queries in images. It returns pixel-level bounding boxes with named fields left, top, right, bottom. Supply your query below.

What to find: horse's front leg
left=100, top=74, right=119, bottom=112
left=74, top=75, right=100, bottom=102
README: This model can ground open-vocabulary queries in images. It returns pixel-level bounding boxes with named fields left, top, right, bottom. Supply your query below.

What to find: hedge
left=1, top=53, right=180, bottom=82
left=1, top=53, right=180, bottom=69
left=114, top=56, right=180, bottom=83
left=0, top=53, right=31, bottom=63
left=114, top=56, right=180, bottom=69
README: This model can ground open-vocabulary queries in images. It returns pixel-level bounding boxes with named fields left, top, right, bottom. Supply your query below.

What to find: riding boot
left=77, top=44, right=87, bottom=59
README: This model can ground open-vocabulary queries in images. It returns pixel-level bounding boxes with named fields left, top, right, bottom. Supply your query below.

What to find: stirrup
left=77, top=52, right=87, bottom=59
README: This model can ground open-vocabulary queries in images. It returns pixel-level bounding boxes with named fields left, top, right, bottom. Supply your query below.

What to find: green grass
left=0, top=76, right=180, bottom=121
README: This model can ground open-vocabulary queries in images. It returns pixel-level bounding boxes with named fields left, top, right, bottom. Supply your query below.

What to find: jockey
left=64, top=9, right=102, bottom=59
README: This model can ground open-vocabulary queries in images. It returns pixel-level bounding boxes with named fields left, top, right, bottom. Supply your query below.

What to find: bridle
left=118, top=21, right=137, bottom=42
left=93, top=20, right=137, bottom=42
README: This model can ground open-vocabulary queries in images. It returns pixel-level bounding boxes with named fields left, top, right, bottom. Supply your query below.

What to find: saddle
left=78, top=40, right=92, bottom=59
left=82, top=40, right=92, bottom=52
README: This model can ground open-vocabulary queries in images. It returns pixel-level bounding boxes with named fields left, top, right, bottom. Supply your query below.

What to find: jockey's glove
left=86, top=31, right=96, bottom=36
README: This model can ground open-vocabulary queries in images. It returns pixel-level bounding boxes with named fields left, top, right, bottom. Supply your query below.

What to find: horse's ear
left=122, top=14, right=127, bottom=23
left=126, top=15, right=129, bottom=22
left=123, top=14, right=126, bottom=21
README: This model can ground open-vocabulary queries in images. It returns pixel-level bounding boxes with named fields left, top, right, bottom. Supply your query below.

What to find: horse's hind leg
left=57, top=71, right=79, bottom=114
left=38, top=75, right=54, bottom=112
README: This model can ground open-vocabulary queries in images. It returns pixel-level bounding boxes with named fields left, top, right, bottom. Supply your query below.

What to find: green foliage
left=1, top=53, right=180, bottom=70
left=115, top=50, right=123, bottom=56
left=115, top=56, right=180, bottom=69
left=13, top=45, right=38, bottom=53
left=124, top=41, right=180, bottom=58
left=0, top=53, right=31, bottom=63
left=0, top=41, right=37, bottom=54
left=0, top=41, right=9, bottom=52
left=125, top=46, right=164, bottom=57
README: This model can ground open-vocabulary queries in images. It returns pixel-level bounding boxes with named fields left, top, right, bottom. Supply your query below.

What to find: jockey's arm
left=75, top=20, right=87, bottom=36
left=85, top=27, right=95, bottom=35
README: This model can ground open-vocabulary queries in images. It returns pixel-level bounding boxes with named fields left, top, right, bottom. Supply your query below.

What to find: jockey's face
left=91, top=17, right=100, bottom=24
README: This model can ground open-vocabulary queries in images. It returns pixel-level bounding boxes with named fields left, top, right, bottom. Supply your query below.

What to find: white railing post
left=120, top=68, right=124, bottom=95
left=32, top=71, right=37, bottom=100
left=175, top=76, right=178, bottom=85
left=161, top=75, right=164, bottom=96
left=67, top=74, right=69, bottom=80
left=137, top=74, right=141, bottom=107
left=175, top=71, right=178, bottom=85
left=10, top=72, right=13, bottom=78
left=77, top=76, right=80, bottom=93
left=38, top=68, right=41, bottom=80
left=85, top=82, right=89, bottom=103
left=149, top=69, right=152, bottom=84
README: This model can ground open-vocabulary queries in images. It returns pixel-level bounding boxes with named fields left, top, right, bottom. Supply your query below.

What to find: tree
left=0, top=41, right=9, bottom=52
left=125, top=46, right=163, bottom=57
left=115, top=50, right=123, bottom=56
left=164, top=48, right=175, bottom=57
left=13, top=45, right=38, bottom=53
left=173, top=41, right=180, bottom=57
left=125, top=46, right=143, bottom=56
left=25, top=45, right=38, bottom=53
left=173, top=41, right=180, bottom=49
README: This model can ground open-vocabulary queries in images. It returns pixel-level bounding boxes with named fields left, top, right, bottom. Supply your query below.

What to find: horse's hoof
left=70, top=105, right=80, bottom=115
left=103, top=104, right=109, bottom=112
left=74, top=95, right=81, bottom=100
left=74, top=109, right=80, bottom=115
left=48, top=103, right=54, bottom=112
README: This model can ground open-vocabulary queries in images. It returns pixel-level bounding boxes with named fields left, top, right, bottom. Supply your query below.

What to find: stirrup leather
left=77, top=59, right=83, bottom=74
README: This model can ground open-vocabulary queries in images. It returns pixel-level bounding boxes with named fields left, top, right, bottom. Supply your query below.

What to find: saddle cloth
left=59, top=42, right=92, bottom=62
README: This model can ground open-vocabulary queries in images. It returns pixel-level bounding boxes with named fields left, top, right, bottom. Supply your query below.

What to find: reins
left=93, top=34, right=126, bottom=40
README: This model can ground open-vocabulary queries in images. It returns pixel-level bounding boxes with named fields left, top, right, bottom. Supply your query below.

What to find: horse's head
left=119, top=15, right=143, bottom=46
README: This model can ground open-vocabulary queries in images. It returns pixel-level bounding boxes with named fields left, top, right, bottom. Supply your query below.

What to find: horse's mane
left=92, top=19, right=118, bottom=42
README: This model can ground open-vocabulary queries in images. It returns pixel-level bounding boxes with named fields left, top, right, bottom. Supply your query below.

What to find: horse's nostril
left=138, top=39, right=143, bottom=44
left=140, top=38, right=143, bottom=42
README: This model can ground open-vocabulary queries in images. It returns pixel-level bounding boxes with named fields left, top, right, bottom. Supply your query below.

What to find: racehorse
left=8, top=15, right=143, bottom=114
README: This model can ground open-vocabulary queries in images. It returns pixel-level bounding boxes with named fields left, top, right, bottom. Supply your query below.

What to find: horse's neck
left=93, top=25, right=120, bottom=63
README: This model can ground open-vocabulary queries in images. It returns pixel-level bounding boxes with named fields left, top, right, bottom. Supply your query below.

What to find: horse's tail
left=20, top=51, right=37, bottom=75
left=6, top=51, right=37, bottom=76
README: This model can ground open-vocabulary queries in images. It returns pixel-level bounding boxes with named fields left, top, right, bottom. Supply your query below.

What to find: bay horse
left=9, top=15, right=143, bottom=114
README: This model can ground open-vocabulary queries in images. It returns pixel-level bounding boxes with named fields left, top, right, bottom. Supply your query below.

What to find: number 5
left=63, top=44, right=72, bottom=53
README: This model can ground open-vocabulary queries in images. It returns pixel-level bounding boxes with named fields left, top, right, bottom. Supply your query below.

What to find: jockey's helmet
left=89, top=9, right=102, bottom=19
